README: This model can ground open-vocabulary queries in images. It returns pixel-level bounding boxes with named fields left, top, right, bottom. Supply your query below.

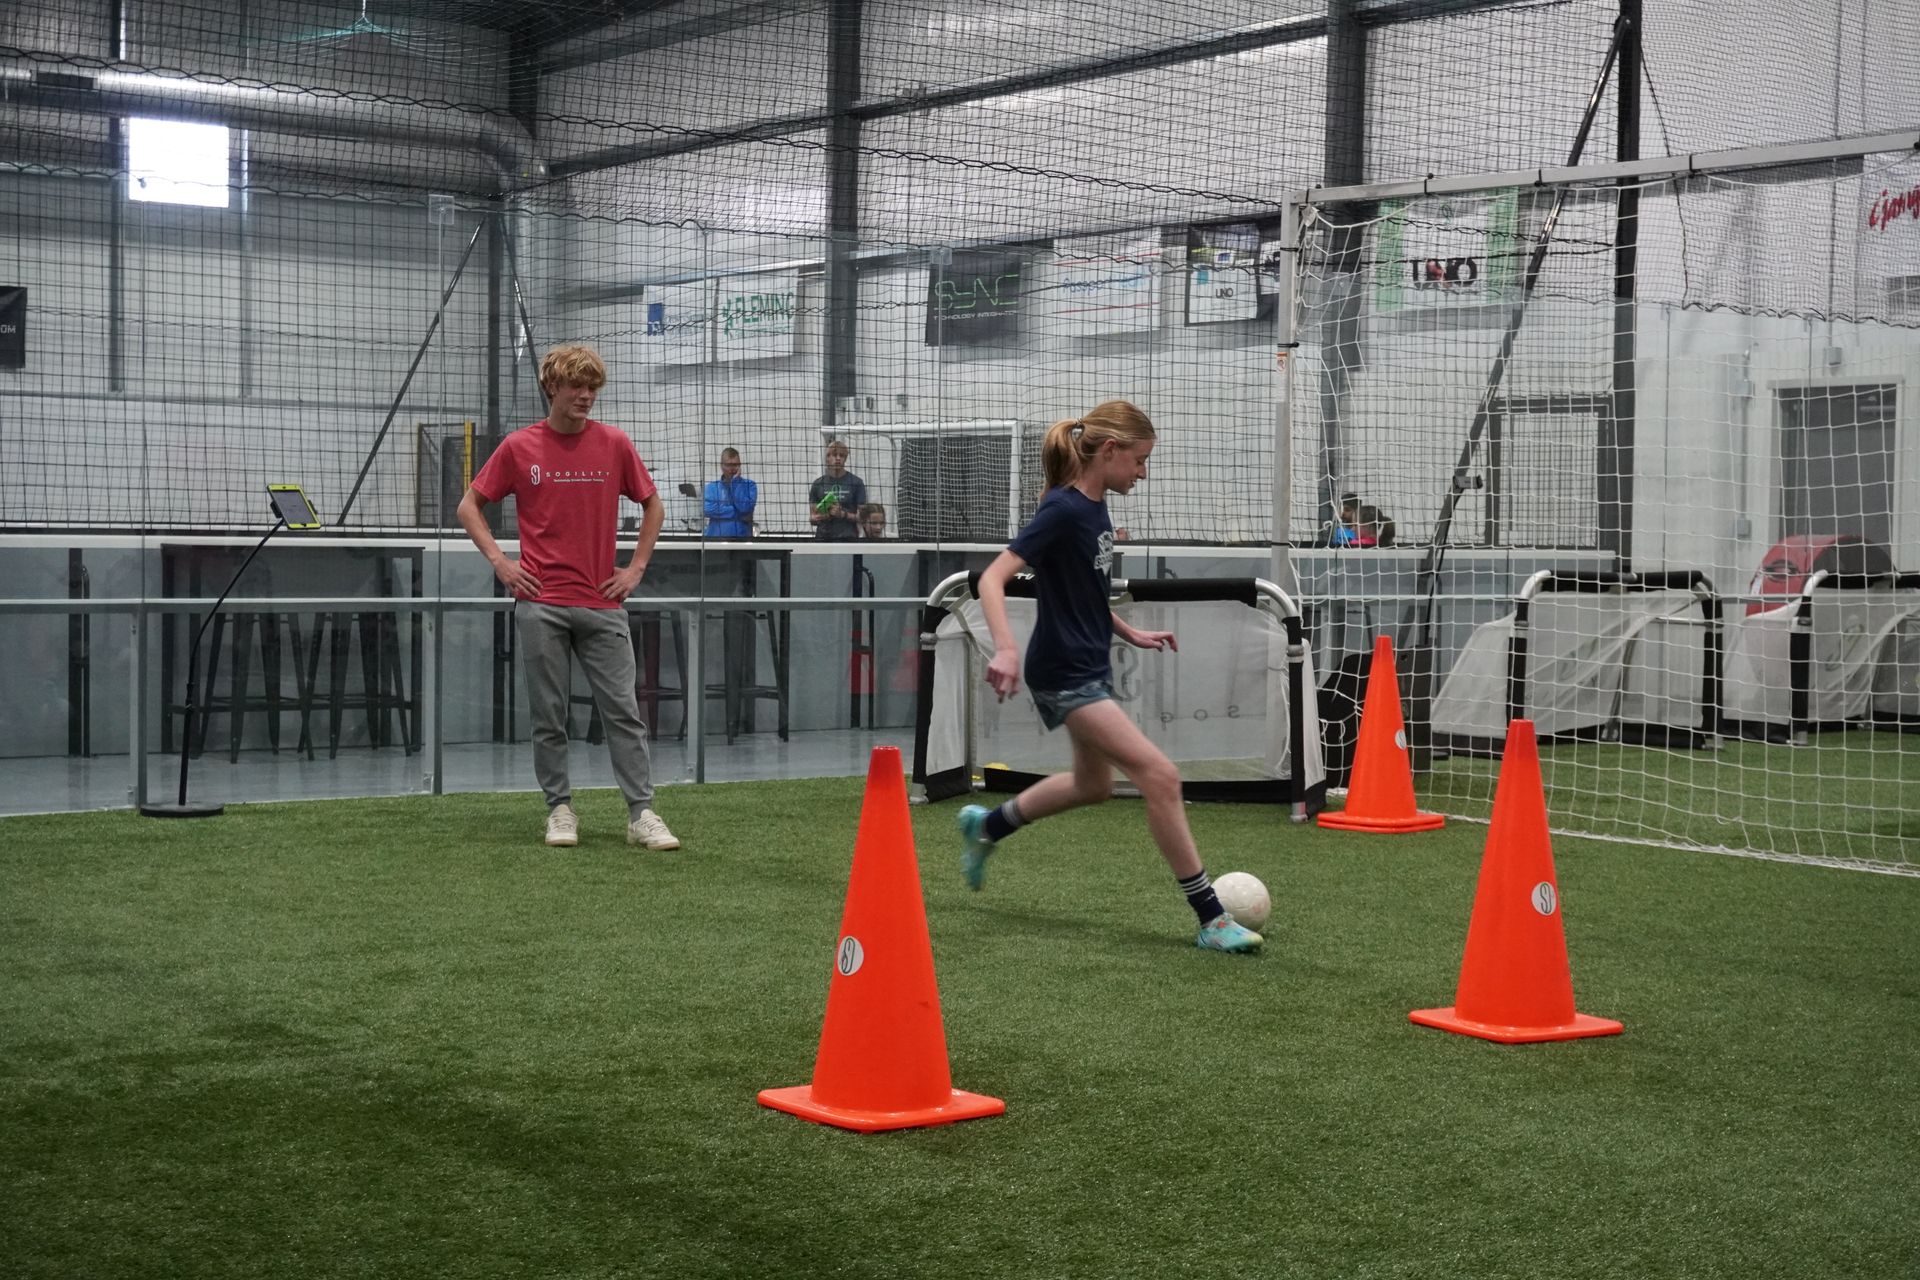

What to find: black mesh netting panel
left=3, top=0, right=1912, bottom=547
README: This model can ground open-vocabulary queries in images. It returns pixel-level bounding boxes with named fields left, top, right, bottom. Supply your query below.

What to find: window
left=1777, top=385, right=1897, bottom=547
left=1891, top=275, right=1920, bottom=323
left=1484, top=395, right=1606, bottom=549
left=126, top=118, right=230, bottom=208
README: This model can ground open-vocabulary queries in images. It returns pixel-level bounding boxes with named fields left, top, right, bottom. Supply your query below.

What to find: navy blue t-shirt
left=1007, top=487, right=1116, bottom=692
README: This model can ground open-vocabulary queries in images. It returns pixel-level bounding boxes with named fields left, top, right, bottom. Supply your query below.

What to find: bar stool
left=574, top=609, right=692, bottom=743
left=702, top=604, right=788, bottom=743
left=636, top=611, right=691, bottom=739
left=174, top=609, right=314, bottom=762
left=300, top=611, right=417, bottom=758
left=694, top=552, right=789, bottom=743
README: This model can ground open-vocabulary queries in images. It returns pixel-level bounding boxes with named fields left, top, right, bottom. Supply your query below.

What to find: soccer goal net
left=913, top=573, right=1326, bottom=818
left=1723, top=571, right=1920, bottom=741
left=1285, top=132, right=1920, bottom=872
left=1432, top=570, right=1720, bottom=755
left=819, top=419, right=1031, bottom=543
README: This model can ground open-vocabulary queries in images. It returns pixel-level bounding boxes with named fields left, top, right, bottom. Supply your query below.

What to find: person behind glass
left=809, top=441, right=867, bottom=540
left=1358, top=505, right=1396, bottom=548
left=1355, top=503, right=1386, bottom=548
left=456, top=344, right=680, bottom=853
left=703, top=446, right=757, bottom=539
left=953, top=400, right=1263, bottom=954
left=1329, top=492, right=1362, bottom=546
left=858, top=502, right=887, bottom=540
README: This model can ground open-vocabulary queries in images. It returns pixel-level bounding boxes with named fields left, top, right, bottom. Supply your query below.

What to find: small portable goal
left=912, top=572, right=1327, bottom=820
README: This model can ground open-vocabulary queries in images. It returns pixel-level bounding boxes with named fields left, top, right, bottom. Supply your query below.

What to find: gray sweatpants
left=515, top=602, right=654, bottom=818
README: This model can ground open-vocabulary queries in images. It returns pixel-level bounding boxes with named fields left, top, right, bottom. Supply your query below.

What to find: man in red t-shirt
left=457, top=344, right=680, bottom=851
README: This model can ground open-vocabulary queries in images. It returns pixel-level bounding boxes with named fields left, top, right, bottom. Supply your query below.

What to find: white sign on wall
left=639, top=282, right=710, bottom=365
left=1374, top=191, right=1519, bottom=315
left=1186, top=223, right=1261, bottom=325
left=1862, top=156, right=1920, bottom=318
left=1048, top=233, right=1160, bottom=335
left=715, top=270, right=798, bottom=362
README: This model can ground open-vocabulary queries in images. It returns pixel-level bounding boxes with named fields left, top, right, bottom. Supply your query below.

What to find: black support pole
left=1606, top=0, right=1642, bottom=565
left=823, top=0, right=862, bottom=425
left=487, top=203, right=504, bottom=453
left=1317, top=0, right=1370, bottom=536
left=68, top=549, right=90, bottom=758
left=107, top=0, right=126, bottom=393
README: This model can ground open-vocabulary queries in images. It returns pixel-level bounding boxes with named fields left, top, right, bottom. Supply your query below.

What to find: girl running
left=958, top=400, right=1262, bottom=953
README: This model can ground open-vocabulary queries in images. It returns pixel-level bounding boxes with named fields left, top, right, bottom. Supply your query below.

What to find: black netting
left=3, top=0, right=1915, bottom=544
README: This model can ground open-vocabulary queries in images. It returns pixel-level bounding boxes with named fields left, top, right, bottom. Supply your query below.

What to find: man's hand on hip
left=600, top=561, right=646, bottom=602
left=492, top=556, right=541, bottom=599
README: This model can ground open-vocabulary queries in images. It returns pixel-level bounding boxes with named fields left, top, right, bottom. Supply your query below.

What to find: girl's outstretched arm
left=976, top=548, right=1028, bottom=699
left=1112, top=612, right=1176, bottom=651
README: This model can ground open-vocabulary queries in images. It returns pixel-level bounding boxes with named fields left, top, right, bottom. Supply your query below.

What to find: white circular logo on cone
left=1394, top=729, right=1407, bottom=751
left=1531, top=882, right=1558, bottom=916
left=836, top=935, right=864, bottom=976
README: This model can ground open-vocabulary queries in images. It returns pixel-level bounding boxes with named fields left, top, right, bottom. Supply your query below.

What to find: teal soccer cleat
left=1196, top=913, right=1263, bottom=954
left=957, top=804, right=994, bottom=891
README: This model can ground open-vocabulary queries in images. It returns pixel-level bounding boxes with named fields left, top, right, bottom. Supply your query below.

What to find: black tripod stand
left=139, top=520, right=287, bottom=818
left=141, top=484, right=321, bottom=818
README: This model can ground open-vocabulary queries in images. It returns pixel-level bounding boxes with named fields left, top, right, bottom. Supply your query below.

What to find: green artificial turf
left=4, top=780, right=1918, bottom=1279
left=1424, top=732, right=1920, bottom=866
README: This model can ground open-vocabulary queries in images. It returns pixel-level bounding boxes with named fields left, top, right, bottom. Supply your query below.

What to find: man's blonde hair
left=539, top=344, right=607, bottom=392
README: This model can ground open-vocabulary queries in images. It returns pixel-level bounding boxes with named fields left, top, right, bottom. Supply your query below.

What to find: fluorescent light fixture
left=126, top=118, right=231, bottom=208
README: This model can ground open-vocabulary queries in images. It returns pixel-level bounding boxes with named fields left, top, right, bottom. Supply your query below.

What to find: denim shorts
left=1030, top=679, right=1115, bottom=732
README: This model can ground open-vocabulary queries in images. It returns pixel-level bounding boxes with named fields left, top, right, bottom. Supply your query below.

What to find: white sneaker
left=545, top=803, right=579, bottom=847
left=627, top=808, right=680, bottom=850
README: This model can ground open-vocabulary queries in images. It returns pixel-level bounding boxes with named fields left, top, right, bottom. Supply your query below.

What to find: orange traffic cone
left=1410, top=719, right=1622, bottom=1043
left=758, top=746, right=1005, bottom=1131
left=1318, top=635, right=1444, bottom=832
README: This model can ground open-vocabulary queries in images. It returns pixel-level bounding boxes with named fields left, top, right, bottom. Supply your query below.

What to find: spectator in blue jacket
left=703, top=447, right=757, bottom=539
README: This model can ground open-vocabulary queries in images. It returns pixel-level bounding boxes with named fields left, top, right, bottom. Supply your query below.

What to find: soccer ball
left=1213, top=871, right=1271, bottom=932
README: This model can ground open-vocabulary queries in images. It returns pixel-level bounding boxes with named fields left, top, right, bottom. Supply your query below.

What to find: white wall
left=1634, top=308, right=1918, bottom=590
left=0, top=177, right=500, bottom=528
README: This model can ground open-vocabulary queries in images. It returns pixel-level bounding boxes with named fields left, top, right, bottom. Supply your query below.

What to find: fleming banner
left=716, top=270, right=798, bottom=363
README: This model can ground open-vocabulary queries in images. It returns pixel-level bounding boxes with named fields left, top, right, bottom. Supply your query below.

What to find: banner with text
left=927, top=250, right=1024, bottom=345
left=716, top=270, right=798, bottom=363
left=639, top=282, right=710, bottom=365
left=1047, top=233, right=1160, bottom=335
left=1186, top=223, right=1261, bottom=325
left=1373, top=191, right=1519, bottom=316
left=1862, top=155, right=1920, bottom=319
left=0, top=287, right=23, bottom=368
